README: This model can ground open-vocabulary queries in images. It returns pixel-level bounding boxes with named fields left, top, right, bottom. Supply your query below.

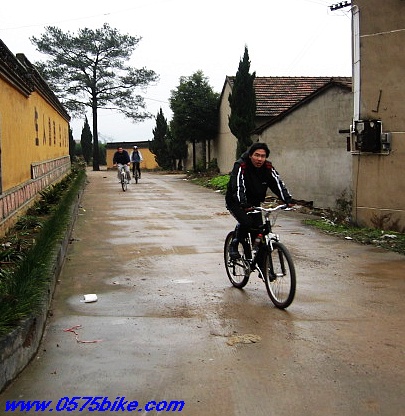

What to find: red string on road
left=63, top=325, right=102, bottom=343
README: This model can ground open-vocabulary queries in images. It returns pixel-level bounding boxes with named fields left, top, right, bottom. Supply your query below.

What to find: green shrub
left=208, top=175, right=229, bottom=192
left=14, top=215, right=43, bottom=231
left=0, top=166, right=86, bottom=336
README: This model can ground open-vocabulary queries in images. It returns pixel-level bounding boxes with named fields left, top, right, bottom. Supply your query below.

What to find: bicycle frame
left=245, top=204, right=287, bottom=275
left=118, top=164, right=129, bottom=191
left=224, top=203, right=296, bottom=309
left=118, top=164, right=127, bottom=179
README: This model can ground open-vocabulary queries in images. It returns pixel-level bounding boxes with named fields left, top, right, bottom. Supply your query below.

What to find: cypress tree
left=228, top=46, right=256, bottom=157
left=80, top=116, right=93, bottom=165
left=150, top=108, right=172, bottom=169
left=68, top=127, right=76, bottom=162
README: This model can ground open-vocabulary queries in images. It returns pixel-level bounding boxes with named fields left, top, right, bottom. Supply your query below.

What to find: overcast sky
left=0, top=0, right=352, bottom=143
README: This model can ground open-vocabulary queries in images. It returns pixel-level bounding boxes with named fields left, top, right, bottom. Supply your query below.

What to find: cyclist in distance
left=130, top=145, right=143, bottom=179
left=225, top=142, right=293, bottom=260
left=113, top=146, right=131, bottom=183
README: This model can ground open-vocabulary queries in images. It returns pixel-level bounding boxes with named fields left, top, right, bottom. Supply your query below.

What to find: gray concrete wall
left=257, top=87, right=353, bottom=209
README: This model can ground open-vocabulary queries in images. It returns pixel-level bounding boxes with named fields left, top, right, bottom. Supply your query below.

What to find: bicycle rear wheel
left=224, top=231, right=250, bottom=288
left=264, top=241, right=296, bottom=309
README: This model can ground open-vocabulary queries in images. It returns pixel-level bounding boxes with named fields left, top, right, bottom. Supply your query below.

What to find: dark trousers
left=227, top=203, right=266, bottom=267
left=227, top=204, right=263, bottom=244
left=132, top=162, right=141, bottom=177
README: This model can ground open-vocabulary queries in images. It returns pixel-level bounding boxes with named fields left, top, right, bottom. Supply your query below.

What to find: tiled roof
left=0, top=39, right=33, bottom=96
left=227, top=76, right=352, bottom=117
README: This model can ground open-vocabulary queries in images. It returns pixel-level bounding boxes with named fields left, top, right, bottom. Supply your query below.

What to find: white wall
left=211, top=81, right=238, bottom=173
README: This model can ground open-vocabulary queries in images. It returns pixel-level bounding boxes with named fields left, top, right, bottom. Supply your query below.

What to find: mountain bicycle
left=224, top=204, right=296, bottom=309
left=118, top=164, right=130, bottom=192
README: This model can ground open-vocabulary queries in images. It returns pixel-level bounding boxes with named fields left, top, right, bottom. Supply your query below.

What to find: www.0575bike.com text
left=4, top=396, right=185, bottom=413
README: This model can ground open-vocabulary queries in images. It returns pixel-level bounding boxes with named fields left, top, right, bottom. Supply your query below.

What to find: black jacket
left=225, top=153, right=292, bottom=208
left=113, top=150, right=130, bottom=165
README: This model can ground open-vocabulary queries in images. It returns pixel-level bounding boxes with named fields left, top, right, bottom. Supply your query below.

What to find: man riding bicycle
left=225, top=142, right=293, bottom=260
left=113, top=146, right=131, bottom=183
left=130, top=145, right=143, bottom=179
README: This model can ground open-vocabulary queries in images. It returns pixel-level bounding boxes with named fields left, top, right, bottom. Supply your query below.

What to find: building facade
left=211, top=76, right=353, bottom=209
left=348, top=0, right=405, bottom=230
left=254, top=83, right=353, bottom=209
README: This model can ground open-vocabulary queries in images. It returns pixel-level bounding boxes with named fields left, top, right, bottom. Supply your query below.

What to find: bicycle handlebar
left=249, top=204, right=288, bottom=215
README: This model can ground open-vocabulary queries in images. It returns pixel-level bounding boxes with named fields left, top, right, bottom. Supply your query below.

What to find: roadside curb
left=0, top=182, right=85, bottom=393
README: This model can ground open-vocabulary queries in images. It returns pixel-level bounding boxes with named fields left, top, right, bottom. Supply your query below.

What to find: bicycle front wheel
left=224, top=231, right=250, bottom=288
left=121, top=175, right=127, bottom=192
left=264, top=241, right=296, bottom=309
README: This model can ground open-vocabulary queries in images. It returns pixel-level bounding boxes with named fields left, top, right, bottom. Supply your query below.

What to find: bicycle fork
left=267, top=240, right=287, bottom=282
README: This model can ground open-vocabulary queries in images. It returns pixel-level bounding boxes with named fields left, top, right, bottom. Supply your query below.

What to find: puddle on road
left=357, top=258, right=405, bottom=282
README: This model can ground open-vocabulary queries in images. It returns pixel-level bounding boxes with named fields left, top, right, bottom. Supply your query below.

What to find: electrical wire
left=0, top=0, right=176, bottom=32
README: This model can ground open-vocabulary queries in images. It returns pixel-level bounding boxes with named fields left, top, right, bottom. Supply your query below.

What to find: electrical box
left=345, top=120, right=391, bottom=154
left=354, top=120, right=381, bottom=153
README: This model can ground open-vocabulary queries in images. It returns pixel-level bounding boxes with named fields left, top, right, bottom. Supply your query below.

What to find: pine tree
left=31, top=23, right=158, bottom=170
left=228, top=46, right=256, bottom=157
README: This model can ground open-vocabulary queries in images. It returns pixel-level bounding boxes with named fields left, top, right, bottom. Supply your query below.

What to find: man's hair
left=248, top=142, right=270, bottom=157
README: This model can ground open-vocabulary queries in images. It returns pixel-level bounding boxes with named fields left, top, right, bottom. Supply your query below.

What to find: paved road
left=1, top=170, right=404, bottom=415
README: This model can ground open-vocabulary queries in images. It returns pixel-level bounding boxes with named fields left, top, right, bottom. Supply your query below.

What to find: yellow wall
left=0, top=45, right=71, bottom=236
left=106, top=144, right=158, bottom=170
left=0, top=81, right=69, bottom=191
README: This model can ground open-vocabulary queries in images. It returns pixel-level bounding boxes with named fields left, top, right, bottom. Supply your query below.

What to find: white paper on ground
left=80, top=294, right=98, bottom=303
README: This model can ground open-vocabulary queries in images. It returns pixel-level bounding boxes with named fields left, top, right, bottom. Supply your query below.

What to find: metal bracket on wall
left=372, top=89, right=382, bottom=113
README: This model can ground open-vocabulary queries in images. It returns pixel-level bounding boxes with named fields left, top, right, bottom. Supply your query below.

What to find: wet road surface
left=0, top=170, right=404, bottom=415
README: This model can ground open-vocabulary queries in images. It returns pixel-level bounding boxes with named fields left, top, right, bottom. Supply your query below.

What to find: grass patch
left=188, top=172, right=229, bottom=193
left=0, top=165, right=86, bottom=336
left=304, top=218, right=405, bottom=255
left=187, top=171, right=405, bottom=256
